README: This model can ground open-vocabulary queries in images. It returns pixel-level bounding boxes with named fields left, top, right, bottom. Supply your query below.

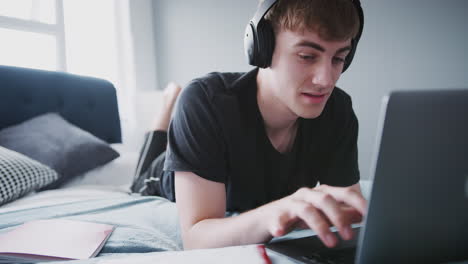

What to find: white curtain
left=63, top=0, right=138, bottom=147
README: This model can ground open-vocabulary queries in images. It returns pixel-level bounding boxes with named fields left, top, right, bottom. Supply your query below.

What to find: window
left=0, top=0, right=56, bottom=24
left=0, top=0, right=65, bottom=71
left=0, top=28, right=58, bottom=70
left=0, top=0, right=138, bottom=144
left=0, top=0, right=127, bottom=86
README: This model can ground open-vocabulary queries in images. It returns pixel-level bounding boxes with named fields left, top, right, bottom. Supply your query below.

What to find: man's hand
left=262, top=184, right=367, bottom=248
left=176, top=171, right=367, bottom=249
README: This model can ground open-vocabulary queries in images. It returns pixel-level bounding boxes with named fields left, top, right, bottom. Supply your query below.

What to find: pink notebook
left=0, top=219, right=114, bottom=263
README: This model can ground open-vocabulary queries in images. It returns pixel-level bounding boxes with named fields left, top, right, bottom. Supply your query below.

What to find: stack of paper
left=0, top=219, right=114, bottom=263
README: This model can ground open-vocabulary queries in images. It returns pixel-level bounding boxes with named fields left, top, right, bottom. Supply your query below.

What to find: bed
left=0, top=65, right=374, bottom=264
left=0, top=65, right=192, bottom=262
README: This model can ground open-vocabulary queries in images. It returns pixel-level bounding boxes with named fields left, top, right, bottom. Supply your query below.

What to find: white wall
left=149, top=0, right=468, bottom=179
left=338, top=0, right=468, bottom=179
left=151, top=0, right=257, bottom=89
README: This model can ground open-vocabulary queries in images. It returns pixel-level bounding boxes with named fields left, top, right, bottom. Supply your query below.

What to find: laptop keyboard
left=300, top=247, right=356, bottom=264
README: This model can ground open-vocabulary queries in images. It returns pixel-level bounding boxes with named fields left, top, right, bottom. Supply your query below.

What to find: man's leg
left=131, top=82, right=182, bottom=198
left=133, top=130, right=168, bottom=179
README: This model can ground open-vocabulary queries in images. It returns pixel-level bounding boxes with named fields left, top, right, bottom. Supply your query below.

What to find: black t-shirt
left=164, top=68, right=359, bottom=212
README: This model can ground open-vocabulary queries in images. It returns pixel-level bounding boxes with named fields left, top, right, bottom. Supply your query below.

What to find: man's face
left=268, top=28, right=352, bottom=119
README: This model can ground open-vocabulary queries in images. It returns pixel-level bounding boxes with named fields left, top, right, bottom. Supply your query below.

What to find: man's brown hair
left=261, top=0, right=361, bottom=42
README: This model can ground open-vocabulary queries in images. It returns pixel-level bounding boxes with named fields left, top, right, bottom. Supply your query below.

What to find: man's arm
left=175, top=171, right=272, bottom=249
left=175, top=171, right=367, bottom=250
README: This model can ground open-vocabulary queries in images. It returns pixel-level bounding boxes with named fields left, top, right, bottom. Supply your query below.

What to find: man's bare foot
left=152, top=82, right=182, bottom=131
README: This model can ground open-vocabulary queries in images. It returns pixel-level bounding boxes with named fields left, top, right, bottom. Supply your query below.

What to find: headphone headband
left=244, top=0, right=364, bottom=72
left=252, top=0, right=277, bottom=25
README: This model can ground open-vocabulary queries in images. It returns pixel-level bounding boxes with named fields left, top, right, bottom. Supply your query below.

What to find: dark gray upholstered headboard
left=0, top=65, right=122, bottom=143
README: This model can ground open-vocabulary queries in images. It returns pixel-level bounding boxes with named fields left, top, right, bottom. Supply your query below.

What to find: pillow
left=0, top=113, right=120, bottom=189
left=0, top=146, right=58, bottom=205
left=62, top=144, right=139, bottom=190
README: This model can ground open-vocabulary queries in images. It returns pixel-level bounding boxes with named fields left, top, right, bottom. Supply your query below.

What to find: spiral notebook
left=0, top=219, right=114, bottom=263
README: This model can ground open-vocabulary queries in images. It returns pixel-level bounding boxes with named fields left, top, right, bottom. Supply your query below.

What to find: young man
left=131, top=0, right=367, bottom=250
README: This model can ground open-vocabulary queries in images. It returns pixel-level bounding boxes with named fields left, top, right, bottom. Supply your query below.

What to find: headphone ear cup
left=244, top=22, right=258, bottom=66
left=342, top=0, right=364, bottom=73
left=342, top=39, right=356, bottom=72
left=256, top=21, right=275, bottom=68
left=264, top=21, right=275, bottom=67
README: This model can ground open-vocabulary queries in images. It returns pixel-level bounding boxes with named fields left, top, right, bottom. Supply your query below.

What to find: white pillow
left=61, top=144, right=139, bottom=190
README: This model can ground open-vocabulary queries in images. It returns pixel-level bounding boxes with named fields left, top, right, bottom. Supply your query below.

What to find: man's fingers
left=291, top=200, right=337, bottom=248
left=299, top=190, right=355, bottom=240
left=271, top=210, right=294, bottom=237
left=341, top=206, right=364, bottom=223
left=316, top=185, right=368, bottom=215
left=295, top=220, right=309, bottom=230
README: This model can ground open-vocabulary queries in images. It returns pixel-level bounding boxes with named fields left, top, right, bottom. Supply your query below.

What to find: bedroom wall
left=149, top=0, right=468, bottom=180
left=337, top=0, right=468, bottom=180
left=151, top=0, right=258, bottom=89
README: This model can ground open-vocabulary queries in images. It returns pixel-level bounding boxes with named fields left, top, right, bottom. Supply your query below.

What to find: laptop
left=266, top=89, right=468, bottom=264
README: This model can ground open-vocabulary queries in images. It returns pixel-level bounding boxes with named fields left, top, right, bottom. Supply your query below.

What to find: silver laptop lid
left=356, top=89, right=468, bottom=264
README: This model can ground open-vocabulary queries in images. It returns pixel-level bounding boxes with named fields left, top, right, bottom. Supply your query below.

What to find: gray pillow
left=0, top=146, right=58, bottom=205
left=0, top=113, right=119, bottom=189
